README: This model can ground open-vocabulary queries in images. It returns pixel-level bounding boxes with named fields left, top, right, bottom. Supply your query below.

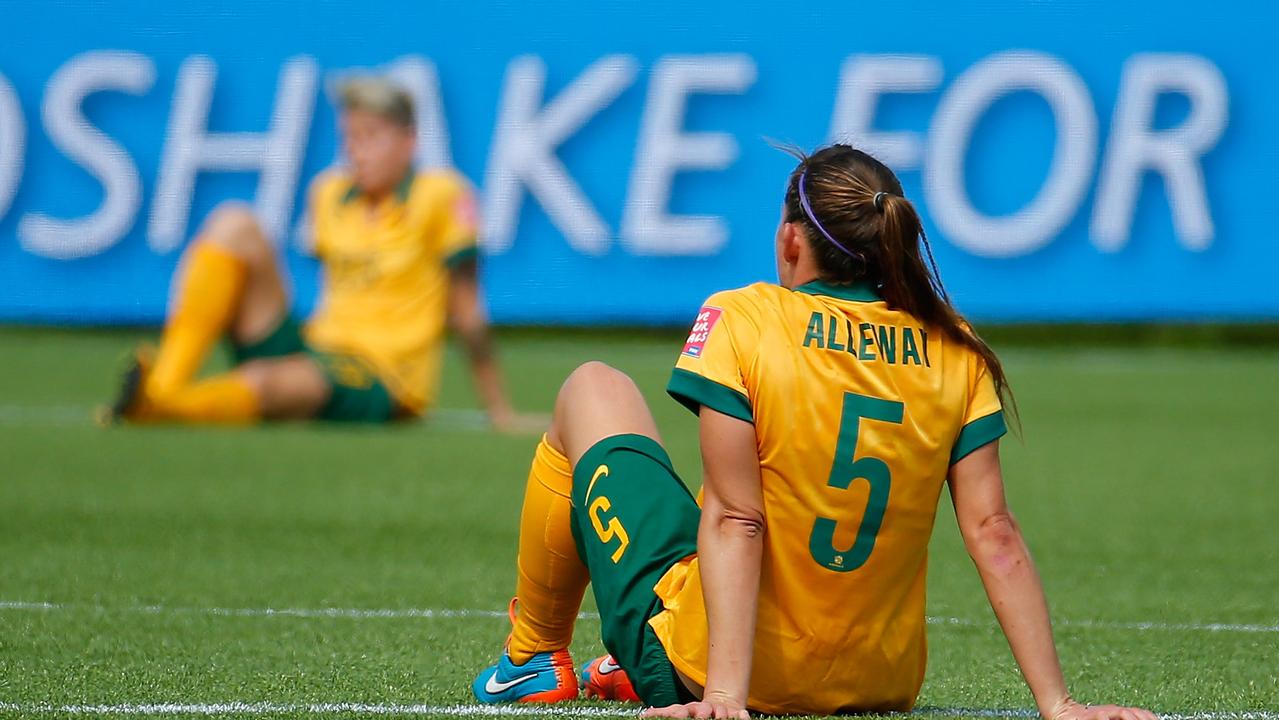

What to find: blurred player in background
left=470, top=145, right=1157, bottom=720
left=102, top=77, right=529, bottom=430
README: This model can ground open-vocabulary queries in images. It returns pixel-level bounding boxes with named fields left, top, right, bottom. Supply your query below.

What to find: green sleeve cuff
left=444, top=244, right=479, bottom=269
left=667, top=368, right=753, bottom=424
left=950, top=410, right=1007, bottom=465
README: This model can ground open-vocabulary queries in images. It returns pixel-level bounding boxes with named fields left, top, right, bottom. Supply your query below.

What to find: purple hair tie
left=798, top=170, right=863, bottom=262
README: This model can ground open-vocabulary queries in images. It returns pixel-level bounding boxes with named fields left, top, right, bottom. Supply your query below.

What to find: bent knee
left=199, top=204, right=270, bottom=262
left=564, top=361, right=635, bottom=393
left=559, top=361, right=645, bottom=409
left=235, top=357, right=330, bottom=420
left=552, top=361, right=657, bottom=459
left=235, top=359, right=274, bottom=395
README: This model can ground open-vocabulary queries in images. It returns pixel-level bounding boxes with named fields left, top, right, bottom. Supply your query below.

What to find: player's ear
left=781, top=222, right=804, bottom=265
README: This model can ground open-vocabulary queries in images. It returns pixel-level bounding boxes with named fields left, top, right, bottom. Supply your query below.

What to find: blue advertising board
left=0, top=0, right=1275, bottom=324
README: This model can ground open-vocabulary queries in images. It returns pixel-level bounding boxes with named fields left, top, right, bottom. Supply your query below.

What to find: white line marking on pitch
left=2, top=600, right=1277, bottom=635
left=0, top=600, right=588, bottom=621
left=1, top=704, right=624, bottom=717
left=925, top=614, right=1279, bottom=634
left=0, top=404, right=88, bottom=426
left=0, top=702, right=1274, bottom=719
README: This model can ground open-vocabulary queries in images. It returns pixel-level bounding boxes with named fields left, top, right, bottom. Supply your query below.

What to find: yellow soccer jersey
left=303, top=169, right=478, bottom=414
left=649, top=280, right=1006, bottom=716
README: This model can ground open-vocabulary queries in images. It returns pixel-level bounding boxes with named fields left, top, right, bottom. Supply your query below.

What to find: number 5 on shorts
left=809, top=392, right=904, bottom=573
left=589, top=496, right=630, bottom=563
left=587, top=465, right=630, bottom=563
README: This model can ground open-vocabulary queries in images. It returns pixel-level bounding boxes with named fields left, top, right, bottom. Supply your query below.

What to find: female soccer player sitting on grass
left=103, top=78, right=529, bottom=429
left=472, top=145, right=1158, bottom=720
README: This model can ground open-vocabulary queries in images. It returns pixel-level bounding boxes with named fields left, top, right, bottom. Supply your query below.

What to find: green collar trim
left=394, top=170, right=415, bottom=203
left=340, top=169, right=416, bottom=205
left=340, top=182, right=360, bottom=205
left=795, top=279, right=882, bottom=303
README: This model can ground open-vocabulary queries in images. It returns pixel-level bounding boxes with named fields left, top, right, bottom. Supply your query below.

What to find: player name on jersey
left=801, top=312, right=932, bottom=367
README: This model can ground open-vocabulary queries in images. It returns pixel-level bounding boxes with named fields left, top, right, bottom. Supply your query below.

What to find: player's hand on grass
left=641, top=693, right=749, bottom=720
left=1048, top=697, right=1159, bottom=720
left=489, top=408, right=550, bottom=434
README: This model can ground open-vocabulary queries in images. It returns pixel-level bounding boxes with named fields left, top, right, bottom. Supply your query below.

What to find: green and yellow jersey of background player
left=657, top=280, right=1006, bottom=715
left=305, top=169, right=478, bottom=415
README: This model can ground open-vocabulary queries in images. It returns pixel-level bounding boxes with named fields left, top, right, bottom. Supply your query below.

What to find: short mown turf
left=0, top=327, right=1275, bottom=719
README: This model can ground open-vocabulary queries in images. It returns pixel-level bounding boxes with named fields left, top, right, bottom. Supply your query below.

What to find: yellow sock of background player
left=147, top=243, right=248, bottom=399
left=507, top=435, right=590, bottom=664
left=143, top=372, right=260, bottom=424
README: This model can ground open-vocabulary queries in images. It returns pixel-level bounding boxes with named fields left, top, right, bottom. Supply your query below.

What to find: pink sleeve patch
left=682, top=306, right=723, bottom=358
left=453, top=191, right=479, bottom=230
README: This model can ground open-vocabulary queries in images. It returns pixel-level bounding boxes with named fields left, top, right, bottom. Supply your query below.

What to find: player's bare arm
left=643, top=407, right=763, bottom=720
left=949, top=443, right=1158, bottom=720
left=446, top=256, right=524, bottom=432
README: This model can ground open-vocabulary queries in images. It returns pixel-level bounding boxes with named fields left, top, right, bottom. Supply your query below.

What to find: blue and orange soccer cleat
left=472, top=599, right=579, bottom=704
left=580, top=654, right=640, bottom=702
left=472, top=648, right=579, bottom=703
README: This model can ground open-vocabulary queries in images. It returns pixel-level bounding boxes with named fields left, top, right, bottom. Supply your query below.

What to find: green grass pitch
left=0, top=327, right=1276, bottom=719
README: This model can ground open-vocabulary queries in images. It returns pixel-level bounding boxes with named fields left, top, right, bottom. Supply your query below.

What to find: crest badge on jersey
left=682, top=306, right=722, bottom=358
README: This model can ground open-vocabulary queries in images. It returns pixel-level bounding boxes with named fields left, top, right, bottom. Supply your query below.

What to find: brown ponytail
left=782, top=144, right=1017, bottom=420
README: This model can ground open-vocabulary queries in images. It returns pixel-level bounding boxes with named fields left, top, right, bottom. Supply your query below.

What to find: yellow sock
left=507, top=435, right=590, bottom=664
left=143, top=372, right=260, bottom=424
left=148, top=243, right=248, bottom=398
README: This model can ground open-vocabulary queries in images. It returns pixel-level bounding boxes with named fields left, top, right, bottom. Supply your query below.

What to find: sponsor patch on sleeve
left=682, top=306, right=723, bottom=358
left=453, top=191, right=479, bottom=230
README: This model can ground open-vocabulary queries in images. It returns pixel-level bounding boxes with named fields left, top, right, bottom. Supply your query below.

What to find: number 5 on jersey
left=810, top=392, right=904, bottom=572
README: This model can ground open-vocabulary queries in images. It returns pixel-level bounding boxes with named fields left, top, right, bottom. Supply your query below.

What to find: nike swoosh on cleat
left=484, top=672, right=541, bottom=695
left=598, top=657, right=621, bottom=675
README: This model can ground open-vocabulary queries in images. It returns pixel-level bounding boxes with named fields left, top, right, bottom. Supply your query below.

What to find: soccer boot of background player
left=96, top=345, right=159, bottom=425
left=580, top=654, right=640, bottom=702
